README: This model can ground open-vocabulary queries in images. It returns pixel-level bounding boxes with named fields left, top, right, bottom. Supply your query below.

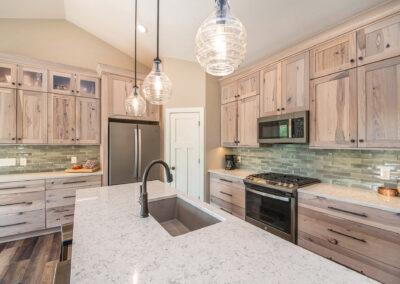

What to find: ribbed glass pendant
left=143, top=59, right=172, bottom=105
left=125, top=86, right=146, bottom=116
left=195, top=0, right=247, bottom=76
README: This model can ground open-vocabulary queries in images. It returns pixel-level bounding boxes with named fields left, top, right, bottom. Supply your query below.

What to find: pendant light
left=195, top=0, right=247, bottom=76
left=125, top=0, right=147, bottom=116
left=142, top=0, right=172, bottom=105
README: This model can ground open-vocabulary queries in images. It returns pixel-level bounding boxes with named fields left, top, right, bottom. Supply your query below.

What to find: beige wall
left=0, top=19, right=150, bottom=73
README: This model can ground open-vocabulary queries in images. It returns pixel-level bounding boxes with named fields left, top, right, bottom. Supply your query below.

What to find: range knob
left=283, top=183, right=288, bottom=187
left=288, top=183, right=294, bottom=188
left=278, top=182, right=283, bottom=186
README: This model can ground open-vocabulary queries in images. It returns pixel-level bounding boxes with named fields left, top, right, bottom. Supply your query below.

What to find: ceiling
left=0, top=0, right=389, bottom=68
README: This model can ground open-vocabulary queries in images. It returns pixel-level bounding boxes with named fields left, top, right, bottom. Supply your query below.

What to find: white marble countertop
left=208, top=168, right=256, bottom=179
left=299, top=183, right=400, bottom=213
left=71, top=180, right=376, bottom=283
left=0, top=170, right=103, bottom=183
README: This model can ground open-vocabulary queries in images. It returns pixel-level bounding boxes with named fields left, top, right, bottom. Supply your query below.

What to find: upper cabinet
left=17, top=65, right=48, bottom=92
left=49, top=71, right=75, bottom=95
left=76, top=97, right=100, bottom=144
left=260, top=62, right=281, bottom=117
left=76, top=75, right=100, bottom=98
left=0, top=62, right=17, bottom=88
left=310, top=69, right=358, bottom=148
left=238, top=95, right=259, bottom=147
left=47, top=94, right=76, bottom=144
left=0, top=88, right=16, bottom=143
left=357, top=14, right=400, bottom=66
left=221, top=81, right=238, bottom=104
left=221, top=101, right=238, bottom=146
left=310, top=33, right=357, bottom=79
left=282, top=51, right=310, bottom=114
left=238, top=72, right=260, bottom=99
left=358, top=56, right=400, bottom=148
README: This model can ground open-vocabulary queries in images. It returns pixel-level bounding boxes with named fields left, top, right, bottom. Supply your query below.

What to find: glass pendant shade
left=143, top=59, right=172, bottom=105
left=125, top=86, right=147, bottom=116
left=195, top=0, right=247, bottom=76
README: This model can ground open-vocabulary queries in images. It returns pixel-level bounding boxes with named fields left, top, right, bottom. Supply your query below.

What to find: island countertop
left=71, top=181, right=376, bottom=283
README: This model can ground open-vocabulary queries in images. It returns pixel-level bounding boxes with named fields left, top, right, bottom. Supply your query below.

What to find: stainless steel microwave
left=257, top=111, right=308, bottom=144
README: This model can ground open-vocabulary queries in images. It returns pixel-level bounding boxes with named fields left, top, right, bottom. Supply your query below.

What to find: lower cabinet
left=209, top=173, right=245, bottom=220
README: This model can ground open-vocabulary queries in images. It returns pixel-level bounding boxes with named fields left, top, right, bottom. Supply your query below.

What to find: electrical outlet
left=0, top=158, right=17, bottom=167
left=71, top=156, right=77, bottom=164
left=237, top=155, right=241, bottom=163
left=380, top=167, right=391, bottom=180
left=20, top=158, right=27, bottom=166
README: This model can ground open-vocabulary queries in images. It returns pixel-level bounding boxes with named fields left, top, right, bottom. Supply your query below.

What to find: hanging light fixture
left=125, top=0, right=147, bottom=116
left=142, top=0, right=172, bottom=105
left=195, top=0, right=247, bottom=76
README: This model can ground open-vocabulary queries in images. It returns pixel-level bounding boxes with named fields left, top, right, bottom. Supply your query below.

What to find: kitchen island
left=71, top=181, right=376, bottom=283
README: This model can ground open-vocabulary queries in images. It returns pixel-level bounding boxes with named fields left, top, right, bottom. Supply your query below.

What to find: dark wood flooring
left=0, top=232, right=61, bottom=284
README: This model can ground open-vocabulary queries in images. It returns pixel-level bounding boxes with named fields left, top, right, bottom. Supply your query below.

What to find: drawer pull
left=0, top=201, right=32, bottom=207
left=64, top=214, right=74, bottom=218
left=328, top=238, right=338, bottom=245
left=328, top=228, right=366, bottom=243
left=0, top=186, right=26, bottom=190
left=327, top=206, right=367, bottom=218
left=62, top=181, right=87, bottom=185
left=63, top=195, right=76, bottom=199
left=219, top=207, right=232, bottom=215
left=219, top=191, right=233, bottom=197
left=219, top=178, right=232, bottom=183
left=0, top=222, right=27, bottom=228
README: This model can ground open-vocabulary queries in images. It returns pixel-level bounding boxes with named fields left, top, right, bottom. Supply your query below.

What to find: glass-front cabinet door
left=49, top=71, right=75, bottom=95
left=76, top=75, right=99, bottom=98
left=0, top=62, right=17, bottom=88
left=17, top=66, right=48, bottom=92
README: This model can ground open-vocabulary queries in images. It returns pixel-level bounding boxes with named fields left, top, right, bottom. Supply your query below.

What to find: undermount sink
left=148, top=196, right=222, bottom=237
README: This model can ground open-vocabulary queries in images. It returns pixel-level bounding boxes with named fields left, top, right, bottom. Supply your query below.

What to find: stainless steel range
left=243, top=173, right=320, bottom=243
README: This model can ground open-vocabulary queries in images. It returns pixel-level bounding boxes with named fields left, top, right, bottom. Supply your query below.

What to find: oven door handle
left=246, top=188, right=290, bottom=202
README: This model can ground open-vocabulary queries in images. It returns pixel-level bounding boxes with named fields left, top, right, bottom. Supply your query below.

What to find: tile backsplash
left=232, top=145, right=399, bottom=191
left=0, top=145, right=100, bottom=174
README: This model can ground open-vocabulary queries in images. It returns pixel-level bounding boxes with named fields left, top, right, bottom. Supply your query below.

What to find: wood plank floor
left=0, top=232, right=61, bottom=284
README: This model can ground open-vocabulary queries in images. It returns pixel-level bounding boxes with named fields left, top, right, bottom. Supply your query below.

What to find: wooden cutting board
left=65, top=168, right=100, bottom=173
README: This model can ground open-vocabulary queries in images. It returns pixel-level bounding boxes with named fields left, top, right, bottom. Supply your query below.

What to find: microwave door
left=258, top=113, right=292, bottom=143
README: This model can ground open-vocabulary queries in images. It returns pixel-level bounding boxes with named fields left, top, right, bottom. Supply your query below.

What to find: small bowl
left=378, top=187, right=398, bottom=197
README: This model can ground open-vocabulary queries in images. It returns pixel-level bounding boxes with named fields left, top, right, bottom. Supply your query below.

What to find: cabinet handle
left=327, top=206, right=367, bottom=217
left=386, top=43, right=390, bottom=48
left=0, top=186, right=26, bottom=191
left=0, top=201, right=32, bottom=207
left=350, top=139, right=355, bottom=143
left=64, top=214, right=74, bottom=218
left=358, top=56, right=363, bottom=60
left=350, top=59, right=355, bottom=63
left=359, top=139, right=364, bottom=143
left=328, top=238, right=338, bottom=245
left=219, top=178, right=232, bottom=183
left=219, top=191, right=233, bottom=197
left=62, top=180, right=87, bottom=185
left=0, top=222, right=26, bottom=228
left=63, top=195, right=76, bottom=199
left=328, top=228, right=366, bottom=243
left=220, top=207, right=233, bottom=215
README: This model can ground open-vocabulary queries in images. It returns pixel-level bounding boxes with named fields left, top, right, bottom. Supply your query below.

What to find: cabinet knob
left=71, top=138, right=75, bottom=141
left=76, top=138, right=80, bottom=141
left=386, top=43, right=390, bottom=48
left=171, top=166, right=176, bottom=170
left=11, top=137, right=16, bottom=141
left=18, top=83, right=22, bottom=86
left=358, top=56, right=363, bottom=60
left=359, top=139, right=364, bottom=143
left=277, top=108, right=280, bottom=111
left=350, top=139, right=355, bottom=143
left=281, top=107, right=285, bottom=111
left=12, top=82, right=15, bottom=85
left=350, top=59, right=355, bottom=63
left=76, top=90, right=80, bottom=93
left=71, top=90, right=75, bottom=93
left=17, top=138, right=22, bottom=141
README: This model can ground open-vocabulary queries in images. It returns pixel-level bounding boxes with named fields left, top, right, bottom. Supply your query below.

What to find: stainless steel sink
left=148, top=196, right=221, bottom=237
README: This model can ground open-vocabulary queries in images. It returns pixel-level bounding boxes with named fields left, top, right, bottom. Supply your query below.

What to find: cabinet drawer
left=298, top=192, right=400, bottom=234
left=46, top=205, right=75, bottom=228
left=46, top=188, right=76, bottom=209
left=298, top=206, right=400, bottom=269
left=210, top=196, right=245, bottom=220
left=210, top=174, right=245, bottom=208
left=0, top=209, right=45, bottom=237
left=0, top=191, right=45, bottom=214
left=0, top=180, right=45, bottom=194
left=46, top=175, right=101, bottom=190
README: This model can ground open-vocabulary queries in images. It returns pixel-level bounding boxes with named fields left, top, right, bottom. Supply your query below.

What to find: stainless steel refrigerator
left=108, top=121, right=161, bottom=185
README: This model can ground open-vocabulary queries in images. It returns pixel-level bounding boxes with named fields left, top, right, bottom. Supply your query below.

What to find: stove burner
left=245, top=172, right=320, bottom=189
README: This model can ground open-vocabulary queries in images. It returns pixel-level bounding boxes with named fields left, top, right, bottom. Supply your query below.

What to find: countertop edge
left=208, top=169, right=256, bottom=180
left=0, top=171, right=103, bottom=183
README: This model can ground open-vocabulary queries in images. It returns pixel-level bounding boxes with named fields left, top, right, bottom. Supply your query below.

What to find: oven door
left=245, top=186, right=296, bottom=242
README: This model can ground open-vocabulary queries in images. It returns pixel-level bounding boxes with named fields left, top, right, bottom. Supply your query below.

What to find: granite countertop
left=299, top=183, right=400, bottom=213
left=208, top=168, right=256, bottom=179
left=0, top=170, right=103, bottom=183
left=71, top=180, right=376, bottom=283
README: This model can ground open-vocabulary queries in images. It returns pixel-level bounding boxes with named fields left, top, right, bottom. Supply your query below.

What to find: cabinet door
left=49, top=71, right=75, bottom=95
left=76, top=75, right=100, bottom=98
left=260, top=62, right=282, bottom=117
left=17, top=90, right=47, bottom=144
left=76, top=97, right=100, bottom=144
left=310, top=33, right=357, bottom=79
left=358, top=56, right=400, bottom=148
left=238, top=72, right=260, bottom=99
left=110, top=75, right=131, bottom=116
left=0, top=88, right=16, bottom=143
left=48, top=94, right=76, bottom=144
left=221, top=82, right=238, bottom=104
left=357, top=14, right=400, bottom=66
left=0, top=62, right=17, bottom=88
left=221, top=101, right=238, bottom=146
left=238, top=95, right=259, bottom=147
left=282, top=51, right=310, bottom=114
left=17, top=65, right=48, bottom=92
left=310, top=69, right=358, bottom=148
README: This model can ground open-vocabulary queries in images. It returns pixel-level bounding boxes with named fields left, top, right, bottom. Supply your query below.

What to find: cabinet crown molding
left=96, top=63, right=146, bottom=80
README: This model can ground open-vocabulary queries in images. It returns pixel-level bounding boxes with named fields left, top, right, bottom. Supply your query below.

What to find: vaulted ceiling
left=0, top=0, right=389, bottom=68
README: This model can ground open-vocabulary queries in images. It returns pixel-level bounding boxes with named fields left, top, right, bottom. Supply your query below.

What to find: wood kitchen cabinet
left=0, top=88, right=16, bottom=143
left=221, top=101, right=238, bottom=146
left=76, top=74, right=100, bottom=98
left=238, top=72, right=259, bottom=99
left=0, top=62, right=17, bottom=88
left=358, top=56, right=400, bottom=148
left=260, top=62, right=282, bottom=117
left=238, top=95, right=259, bottom=146
left=221, top=81, right=238, bottom=104
left=17, top=90, right=48, bottom=144
left=47, top=94, right=76, bottom=144
left=17, top=65, right=48, bottom=92
left=357, top=14, right=400, bottom=66
left=310, top=33, right=357, bottom=78
left=76, top=97, right=100, bottom=144
left=49, top=71, right=75, bottom=95
left=310, top=69, right=358, bottom=148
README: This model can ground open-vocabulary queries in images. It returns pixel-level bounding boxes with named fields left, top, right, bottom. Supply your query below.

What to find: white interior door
left=169, top=112, right=201, bottom=200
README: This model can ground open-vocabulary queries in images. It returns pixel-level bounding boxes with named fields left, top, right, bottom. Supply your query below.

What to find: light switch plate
left=71, top=156, right=77, bottom=164
left=380, top=167, right=391, bottom=180
left=0, top=158, right=17, bottom=167
left=20, top=158, right=27, bottom=166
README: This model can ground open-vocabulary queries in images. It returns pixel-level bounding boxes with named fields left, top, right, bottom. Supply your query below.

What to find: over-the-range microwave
left=257, top=111, right=308, bottom=144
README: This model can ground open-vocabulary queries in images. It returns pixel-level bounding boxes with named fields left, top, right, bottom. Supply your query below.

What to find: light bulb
left=143, top=59, right=172, bottom=105
left=125, top=86, right=146, bottom=116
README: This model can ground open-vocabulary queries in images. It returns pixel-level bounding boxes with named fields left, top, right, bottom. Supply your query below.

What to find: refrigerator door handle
left=138, top=129, right=142, bottom=177
left=134, top=128, right=138, bottom=178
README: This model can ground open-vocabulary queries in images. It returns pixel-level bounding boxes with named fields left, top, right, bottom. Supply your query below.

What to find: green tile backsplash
left=232, top=145, right=400, bottom=190
left=0, top=145, right=100, bottom=174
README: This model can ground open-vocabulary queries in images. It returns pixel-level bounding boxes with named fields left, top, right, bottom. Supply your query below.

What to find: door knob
left=171, top=166, right=175, bottom=170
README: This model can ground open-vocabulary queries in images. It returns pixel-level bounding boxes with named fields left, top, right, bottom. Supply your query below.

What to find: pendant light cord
left=156, top=0, right=160, bottom=61
left=134, top=0, right=137, bottom=88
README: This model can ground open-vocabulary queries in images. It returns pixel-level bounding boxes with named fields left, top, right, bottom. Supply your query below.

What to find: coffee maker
left=225, top=155, right=236, bottom=170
